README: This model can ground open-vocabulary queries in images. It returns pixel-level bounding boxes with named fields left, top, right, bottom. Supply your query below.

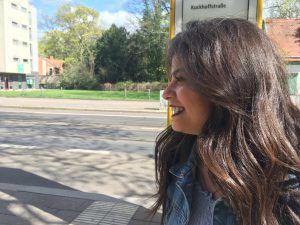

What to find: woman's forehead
left=171, top=56, right=184, bottom=67
left=171, top=58, right=185, bottom=73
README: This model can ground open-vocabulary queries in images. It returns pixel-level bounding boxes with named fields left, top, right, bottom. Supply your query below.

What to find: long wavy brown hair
left=151, top=18, right=300, bottom=225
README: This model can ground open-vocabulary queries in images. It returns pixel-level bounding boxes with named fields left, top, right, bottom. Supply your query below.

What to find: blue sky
left=30, top=0, right=138, bottom=33
left=29, top=0, right=274, bottom=36
left=31, top=0, right=130, bottom=13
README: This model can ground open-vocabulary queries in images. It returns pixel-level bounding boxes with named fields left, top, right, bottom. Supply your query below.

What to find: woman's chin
left=172, top=124, right=188, bottom=134
left=172, top=124, right=199, bottom=135
left=172, top=124, right=182, bottom=132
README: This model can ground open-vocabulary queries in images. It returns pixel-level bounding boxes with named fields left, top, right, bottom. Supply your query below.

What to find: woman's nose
left=162, top=84, right=174, bottom=100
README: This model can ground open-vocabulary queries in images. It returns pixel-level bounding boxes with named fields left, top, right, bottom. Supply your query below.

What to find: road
left=0, top=107, right=167, bottom=207
left=0, top=108, right=166, bottom=155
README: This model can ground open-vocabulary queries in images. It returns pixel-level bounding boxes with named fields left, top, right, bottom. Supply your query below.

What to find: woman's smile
left=171, top=106, right=184, bottom=117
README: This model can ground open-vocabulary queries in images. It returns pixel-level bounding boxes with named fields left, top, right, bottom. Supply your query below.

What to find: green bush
left=60, top=64, right=99, bottom=90
left=99, top=81, right=167, bottom=91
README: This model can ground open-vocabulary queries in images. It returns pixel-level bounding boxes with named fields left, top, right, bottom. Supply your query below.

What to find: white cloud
left=99, top=10, right=140, bottom=33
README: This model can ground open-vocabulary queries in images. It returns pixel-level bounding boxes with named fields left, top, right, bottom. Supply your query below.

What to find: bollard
left=148, top=89, right=151, bottom=100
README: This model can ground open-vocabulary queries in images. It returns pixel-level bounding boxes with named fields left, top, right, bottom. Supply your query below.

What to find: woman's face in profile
left=163, top=57, right=211, bottom=135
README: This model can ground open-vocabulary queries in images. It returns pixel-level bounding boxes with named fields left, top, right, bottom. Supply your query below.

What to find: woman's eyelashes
left=173, top=74, right=185, bottom=82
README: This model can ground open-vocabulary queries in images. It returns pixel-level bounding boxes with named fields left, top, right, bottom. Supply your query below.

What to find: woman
left=151, top=18, right=300, bottom=225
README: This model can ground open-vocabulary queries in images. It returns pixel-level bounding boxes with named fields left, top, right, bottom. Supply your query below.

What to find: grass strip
left=0, top=89, right=160, bottom=101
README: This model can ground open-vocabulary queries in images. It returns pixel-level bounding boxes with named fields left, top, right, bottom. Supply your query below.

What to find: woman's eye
left=174, top=75, right=184, bottom=82
left=176, top=77, right=184, bottom=83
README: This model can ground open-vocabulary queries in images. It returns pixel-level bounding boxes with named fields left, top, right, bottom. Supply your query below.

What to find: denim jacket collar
left=165, top=144, right=236, bottom=225
left=165, top=144, right=198, bottom=225
left=169, top=144, right=198, bottom=179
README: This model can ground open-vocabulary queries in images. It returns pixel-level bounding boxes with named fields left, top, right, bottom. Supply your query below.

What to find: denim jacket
left=164, top=146, right=300, bottom=225
left=164, top=149, right=236, bottom=225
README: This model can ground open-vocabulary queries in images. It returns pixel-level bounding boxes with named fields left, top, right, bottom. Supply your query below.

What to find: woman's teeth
left=172, top=107, right=184, bottom=116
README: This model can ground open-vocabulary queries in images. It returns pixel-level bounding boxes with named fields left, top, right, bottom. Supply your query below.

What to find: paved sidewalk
left=0, top=97, right=163, bottom=224
left=0, top=147, right=162, bottom=225
left=0, top=97, right=167, bottom=113
left=0, top=183, right=161, bottom=225
left=0, top=146, right=162, bottom=225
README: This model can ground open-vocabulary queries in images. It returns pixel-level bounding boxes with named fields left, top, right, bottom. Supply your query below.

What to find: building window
left=13, top=57, right=19, bottom=62
left=22, top=24, right=27, bottom=29
left=12, top=21, right=18, bottom=27
left=21, top=7, right=27, bottom=12
left=22, top=41, right=28, bottom=46
left=12, top=39, right=19, bottom=45
left=23, top=59, right=28, bottom=63
left=11, top=3, right=18, bottom=9
left=55, top=67, right=60, bottom=75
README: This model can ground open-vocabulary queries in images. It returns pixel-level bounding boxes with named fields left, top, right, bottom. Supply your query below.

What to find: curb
left=0, top=182, right=156, bottom=208
left=0, top=105, right=167, bottom=114
left=0, top=182, right=124, bottom=203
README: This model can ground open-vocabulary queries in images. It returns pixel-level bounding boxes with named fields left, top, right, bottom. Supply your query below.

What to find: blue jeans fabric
left=164, top=149, right=236, bottom=225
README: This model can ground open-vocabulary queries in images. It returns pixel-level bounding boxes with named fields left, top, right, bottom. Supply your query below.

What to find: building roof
left=39, top=56, right=64, bottom=68
left=266, top=19, right=300, bottom=62
left=46, top=58, right=64, bottom=68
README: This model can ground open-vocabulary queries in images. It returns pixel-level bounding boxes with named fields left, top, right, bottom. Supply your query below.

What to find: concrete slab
left=0, top=183, right=161, bottom=225
left=71, top=201, right=138, bottom=225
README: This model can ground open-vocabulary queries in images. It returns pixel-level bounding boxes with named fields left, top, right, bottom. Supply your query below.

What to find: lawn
left=0, top=89, right=160, bottom=101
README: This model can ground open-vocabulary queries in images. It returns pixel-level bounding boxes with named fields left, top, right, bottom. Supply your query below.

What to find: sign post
left=167, top=0, right=264, bottom=126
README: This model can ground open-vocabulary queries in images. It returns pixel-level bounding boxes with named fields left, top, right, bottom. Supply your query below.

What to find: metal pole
left=256, top=0, right=264, bottom=29
left=167, top=0, right=176, bottom=126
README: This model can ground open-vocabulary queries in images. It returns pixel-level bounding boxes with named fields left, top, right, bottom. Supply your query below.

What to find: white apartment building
left=0, top=0, right=38, bottom=89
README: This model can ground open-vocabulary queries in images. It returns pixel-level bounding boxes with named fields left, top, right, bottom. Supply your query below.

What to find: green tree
left=38, top=30, right=67, bottom=59
left=39, top=3, right=102, bottom=77
left=266, top=0, right=300, bottom=18
left=127, top=0, right=169, bottom=82
left=126, top=32, right=148, bottom=82
left=94, top=24, right=129, bottom=83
